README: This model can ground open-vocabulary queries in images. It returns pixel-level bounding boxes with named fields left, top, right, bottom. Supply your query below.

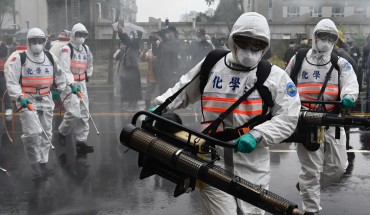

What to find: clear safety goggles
left=233, top=34, right=268, bottom=52
left=315, top=32, right=338, bottom=42
left=75, top=32, right=88, bottom=38
left=28, top=38, right=46, bottom=45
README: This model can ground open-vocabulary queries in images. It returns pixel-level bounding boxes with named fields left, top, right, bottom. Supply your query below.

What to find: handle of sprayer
left=28, top=103, right=33, bottom=111
left=77, top=91, right=83, bottom=99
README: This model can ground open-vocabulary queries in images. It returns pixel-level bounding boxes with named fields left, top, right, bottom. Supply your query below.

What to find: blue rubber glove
left=19, top=97, right=31, bottom=109
left=341, top=96, right=355, bottom=108
left=149, top=105, right=166, bottom=115
left=70, top=84, right=80, bottom=95
left=52, top=90, right=60, bottom=100
left=149, top=105, right=159, bottom=113
left=234, top=133, right=257, bottom=153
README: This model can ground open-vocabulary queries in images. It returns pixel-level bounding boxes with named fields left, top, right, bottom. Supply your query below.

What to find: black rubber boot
left=39, top=163, right=54, bottom=179
left=31, top=163, right=44, bottom=187
left=58, top=132, right=67, bottom=146
left=76, top=141, right=94, bottom=155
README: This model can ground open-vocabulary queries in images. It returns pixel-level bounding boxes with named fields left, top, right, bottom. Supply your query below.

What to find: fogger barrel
left=300, top=111, right=370, bottom=127
left=121, top=124, right=305, bottom=215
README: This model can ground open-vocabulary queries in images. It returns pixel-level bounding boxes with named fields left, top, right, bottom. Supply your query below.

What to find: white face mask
left=30, top=44, right=44, bottom=54
left=316, top=39, right=332, bottom=52
left=75, top=37, right=85, bottom=46
left=236, top=48, right=263, bottom=68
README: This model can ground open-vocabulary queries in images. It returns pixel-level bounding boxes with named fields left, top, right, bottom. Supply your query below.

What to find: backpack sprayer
left=285, top=100, right=369, bottom=151
left=121, top=111, right=306, bottom=215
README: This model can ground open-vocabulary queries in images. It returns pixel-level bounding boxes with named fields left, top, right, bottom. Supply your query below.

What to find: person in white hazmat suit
left=57, top=23, right=94, bottom=155
left=153, top=12, right=301, bottom=215
left=49, top=29, right=71, bottom=57
left=4, top=28, right=67, bottom=184
left=285, top=19, right=359, bottom=214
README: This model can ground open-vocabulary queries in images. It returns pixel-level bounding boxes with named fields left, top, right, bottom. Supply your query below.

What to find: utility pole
left=12, top=1, right=16, bottom=30
left=107, top=1, right=120, bottom=84
left=65, top=0, right=68, bottom=29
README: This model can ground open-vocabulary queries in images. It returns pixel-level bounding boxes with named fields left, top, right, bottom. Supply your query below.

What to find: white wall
left=322, top=7, right=332, bottom=17
left=344, top=6, right=354, bottom=16
left=300, top=7, right=310, bottom=16
left=14, top=0, right=48, bottom=32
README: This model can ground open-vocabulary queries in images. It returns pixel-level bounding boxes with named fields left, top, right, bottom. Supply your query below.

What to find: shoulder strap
left=290, top=48, right=310, bottom=85
left=317, top=64, right=335, bottom=102
left=68, top=43, right=74, bottom=59
left=256, top=59, right=273, bottom=108
left=330, top=52, right=340, bottom=72
left=19, top=51, right=27, bottom=85
left=199, top=49, right=230, bottom=94
left=82, top=44, right=88, bottom=54
left=19, top=51, right=27, bottom=66
left=44, top=51, right=54, bottom=66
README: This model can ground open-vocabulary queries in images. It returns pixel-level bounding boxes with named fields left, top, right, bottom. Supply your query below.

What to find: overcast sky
left=136, top=0, right=220, bottom=22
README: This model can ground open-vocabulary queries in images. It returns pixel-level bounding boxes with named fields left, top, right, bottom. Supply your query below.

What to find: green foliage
left=209, top=0, right=243, bottom=23
left=200, top=0, right=243, bottom=25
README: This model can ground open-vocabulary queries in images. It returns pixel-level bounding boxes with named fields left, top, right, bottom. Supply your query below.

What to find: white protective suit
left=58, top=23, right=93, bottom=143
left=4, top=28, right=66, bottom=167
left=285, top=19, right=359, bottom=213
left=49, top=30, right=71, bottom=58
left=155, top=12, right=301, bottom=215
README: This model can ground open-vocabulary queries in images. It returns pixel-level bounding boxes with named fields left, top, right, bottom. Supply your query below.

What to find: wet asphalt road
left=0, top=86, right=370, bottom=215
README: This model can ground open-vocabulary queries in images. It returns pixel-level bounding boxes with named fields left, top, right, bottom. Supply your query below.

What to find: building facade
left=244, top=0, right=370, bottom=39
left=2, top=0, right=48, bottom=33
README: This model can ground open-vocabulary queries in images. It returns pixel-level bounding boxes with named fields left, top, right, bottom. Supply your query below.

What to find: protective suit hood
left=58, top=29, right=71, bottom=41
left=70, top=23, right=88, bottom=47
left=309, top=19, right=338, bottom=64
left=228, top=12, right=270, bottom=66
left=27, top=28, right=46, bottom=41
left=26, top=28, right=46, bottom=57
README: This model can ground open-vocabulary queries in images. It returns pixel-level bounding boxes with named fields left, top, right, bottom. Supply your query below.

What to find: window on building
left=283, top=34, right=291, bottom=39
left=287, top=6, right=300, bottom=17
left=354, top=7, right=366, bottom=17
left=268, top=0, right=273, bottom=8
left=332, top=7, right=344, bottom=17
left=268, top=0, right=273, bottom=21
left=310, top=6, right=322, bottom=17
